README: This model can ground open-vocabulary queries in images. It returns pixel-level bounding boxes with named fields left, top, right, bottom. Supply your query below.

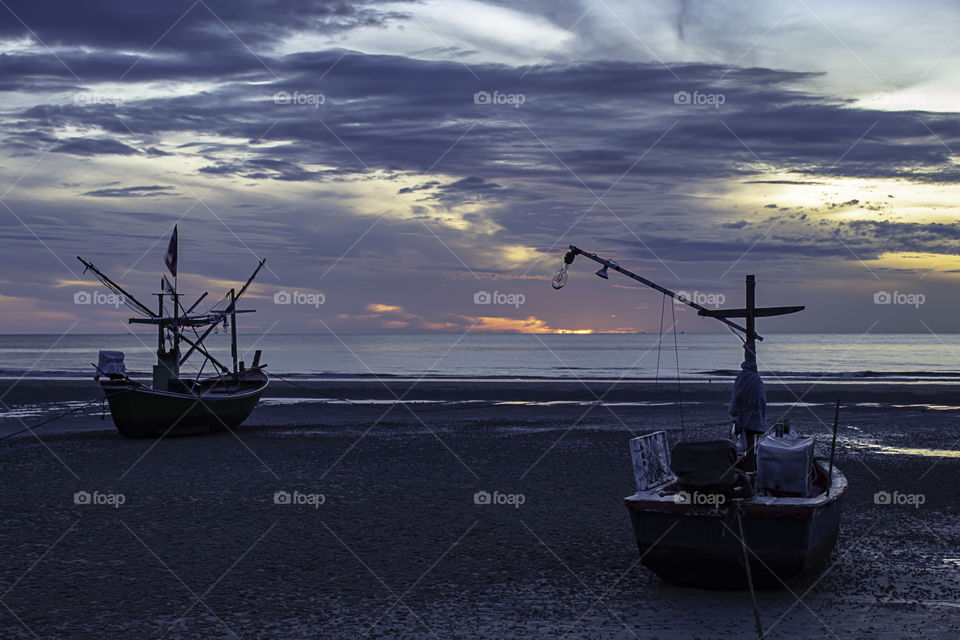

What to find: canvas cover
left=669, top=439, right=738, bottom=488
left=96, top=350, right=126, bottom=378
left=757, top=434, right=814, bottom=496
left=729, top=350, right=767, bottom=433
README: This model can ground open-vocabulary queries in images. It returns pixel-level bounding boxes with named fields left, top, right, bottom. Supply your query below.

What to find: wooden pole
left=230, top=288, right=238, bottom=377
left=828, top=400, right=840, bottom=497
left=172, top=287, right=180, bottom=363
left=745, top=274, right=757, bottom=356
left=76, top=256, right=157, bottom=318
left=156, top=294, right=164, bottom=355
left=566, top=246, right=760, bottom=339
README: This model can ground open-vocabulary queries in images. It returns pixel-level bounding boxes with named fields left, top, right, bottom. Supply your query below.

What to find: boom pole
left=77, top=256, right=157, bottom=318
left=236, top=259, right=266, bottom=301
left=561, top=245, right=760, bottom=340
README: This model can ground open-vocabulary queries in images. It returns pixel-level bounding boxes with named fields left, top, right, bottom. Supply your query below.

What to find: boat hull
left=625, top=460, right=846, bottom=589
left=101, top=369, right=267, bottom=439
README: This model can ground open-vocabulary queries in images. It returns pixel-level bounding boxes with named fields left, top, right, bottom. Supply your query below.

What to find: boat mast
left=173, top=273, right=180, bottom=365
left=77, top=254, right=263, bottom=389
left=746, top=274, right=756, bottom=359
left=177, top=259, right=264, bottom=367
left=229, top=288, right=238, bottom=377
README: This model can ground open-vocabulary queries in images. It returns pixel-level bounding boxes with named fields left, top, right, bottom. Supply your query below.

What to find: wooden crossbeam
left=698, top=305, right=805, bottom=319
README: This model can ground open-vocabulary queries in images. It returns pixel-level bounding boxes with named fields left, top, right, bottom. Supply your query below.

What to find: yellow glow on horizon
left=367, top=303, right=403, bottom=313
left=472, top=315, right=552, bottom=333
left=865, top=251, right=960, bottom=274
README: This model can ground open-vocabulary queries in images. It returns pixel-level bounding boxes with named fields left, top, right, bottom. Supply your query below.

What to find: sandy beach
left=0, top=378, right=959, bottom=639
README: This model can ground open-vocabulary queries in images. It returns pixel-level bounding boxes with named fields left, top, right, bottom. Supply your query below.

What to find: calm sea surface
left=1, top=333, right=959, bottom=382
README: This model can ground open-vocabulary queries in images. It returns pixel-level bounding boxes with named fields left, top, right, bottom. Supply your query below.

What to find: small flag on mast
left=164, top=225, right=178, bottom=277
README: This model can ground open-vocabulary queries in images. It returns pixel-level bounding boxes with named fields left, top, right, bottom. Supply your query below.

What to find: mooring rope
left=0, top=397, right=103, bottom=441
left=671, top=297, right=685, bottom=438
left=654, top=293, right=666, bottom=424
left=737, top=506, right=766, bottom=640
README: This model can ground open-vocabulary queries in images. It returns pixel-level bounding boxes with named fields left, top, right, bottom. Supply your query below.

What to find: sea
left=2, top=332, right=959, bottom=384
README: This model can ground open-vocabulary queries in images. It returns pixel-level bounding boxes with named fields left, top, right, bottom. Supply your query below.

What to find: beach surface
left=0, top=378, right=959, bottom=639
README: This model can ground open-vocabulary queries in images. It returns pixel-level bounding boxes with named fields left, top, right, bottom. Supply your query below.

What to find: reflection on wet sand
left=856, top=442, right=960, bottom=458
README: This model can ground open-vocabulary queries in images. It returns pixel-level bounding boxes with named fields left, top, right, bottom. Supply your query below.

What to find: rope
left=737, top=507, right=766, bottom=639
left=0, top=397, right=103, bottom=441
left=727, top=323, right=747, bottom=344
left=268, top=372, right=362, bottom=406
left=671, top=298, right=685, bottom=437
left=654, top=293, right=666, bottom=423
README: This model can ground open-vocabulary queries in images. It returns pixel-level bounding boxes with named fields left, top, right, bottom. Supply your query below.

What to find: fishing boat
left=553, top=245, right=847, bottom=590
left=77, top=227, right=269, bottom=438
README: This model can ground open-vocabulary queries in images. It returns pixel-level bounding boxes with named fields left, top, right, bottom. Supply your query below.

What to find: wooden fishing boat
left=78, top=228, right=269, bottom=438
left=625, top=446, right=846, bottom=589
left=553, top=245, right=847, bottom=591
left=98, top=367, right=268, bottom=438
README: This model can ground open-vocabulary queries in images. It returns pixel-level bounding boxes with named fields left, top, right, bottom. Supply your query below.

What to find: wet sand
left=0, top=379, right=958, bottom=638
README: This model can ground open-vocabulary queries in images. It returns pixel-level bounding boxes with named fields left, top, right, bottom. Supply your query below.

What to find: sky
left=1, top=0, right=960, bottom=336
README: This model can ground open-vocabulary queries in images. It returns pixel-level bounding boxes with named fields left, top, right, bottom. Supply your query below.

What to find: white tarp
left=96, top=350, right=126, bottom=378
left=757, top=433, right=814, bottom=496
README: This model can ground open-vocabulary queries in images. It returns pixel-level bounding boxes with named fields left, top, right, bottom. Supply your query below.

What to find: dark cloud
left=0, top=1, right=412, bottom=61
left=81, top=185, right=176, bottom=197
left=1, top=3, right=959, bottom=332
left=441, top=177, right=502, bottom=191
left=51, top=138, right=141, bottom=155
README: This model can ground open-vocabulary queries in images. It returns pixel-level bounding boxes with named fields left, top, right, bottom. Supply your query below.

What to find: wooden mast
left=746, top=274, right=757, bottom=360
left=229, top=288, right=238, bottom=377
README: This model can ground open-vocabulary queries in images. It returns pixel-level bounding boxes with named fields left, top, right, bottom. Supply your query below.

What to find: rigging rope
left=671, top=297, right=685, bottom=438
left=0, top=397, right=104, bottom=441
left=86, top=271, right=152, bottom=318
left=727, top=323, right=747, bottom=344
left=654, top=293, right=666, bottom=424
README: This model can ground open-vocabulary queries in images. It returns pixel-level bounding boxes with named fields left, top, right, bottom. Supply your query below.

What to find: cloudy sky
left=2, top=0, right=959, bottom=335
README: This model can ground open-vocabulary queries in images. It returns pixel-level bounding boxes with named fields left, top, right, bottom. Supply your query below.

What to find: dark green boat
left=99, top=368, right=268, bottom=438
left=78, top=233, right=269, bottom=439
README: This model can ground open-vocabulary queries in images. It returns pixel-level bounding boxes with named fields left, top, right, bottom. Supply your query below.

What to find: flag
left=164, top=225, right=178, bottom=277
